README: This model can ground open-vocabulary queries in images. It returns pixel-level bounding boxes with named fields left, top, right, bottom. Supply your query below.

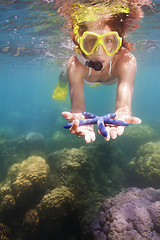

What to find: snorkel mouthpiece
left=85, top=60, right=103, bottom=71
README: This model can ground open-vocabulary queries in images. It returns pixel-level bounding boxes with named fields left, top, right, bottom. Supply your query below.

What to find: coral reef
left=0, top=141, right=127, bottom=239
left=36, top=142, right=126, bottom=237
left=22, top=209, right=39, bottom=233
left=37, top=186, right=75, bottom=234
left=0, top=132, right=46, bottom=182
left=0, top=156, right=49, bottom=211
left=11, top=156, right=49, bottom=206
left=0, top=223, right=11, bottom=240
left=38, top=186, right=74, bottom=220
left=85, top=187, right=160, bottom=240
left=0, top=193, right=15, bottom=212
left=24, top=132, right=46, bottom=152
left=48, top=129, right=84, bottom=152
left=47, top=142, right=126, bottom=206
left=129, top=141, right=160, bottom=188
left=117, top=124, right=158, bottom=159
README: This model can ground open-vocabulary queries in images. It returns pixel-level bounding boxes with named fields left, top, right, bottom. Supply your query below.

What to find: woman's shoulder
left=67, top=54, right=89, bottom=78
left=112, top=48, right=137, bottom=76
left=115, top=48, right=136, bottom=67
left=116, top=47, right=136, bottom=62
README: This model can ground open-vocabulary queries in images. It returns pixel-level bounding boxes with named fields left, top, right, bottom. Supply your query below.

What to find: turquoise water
left=0, top=0, right=160, bottom=138
left=0, top=1, right=160, bottom=239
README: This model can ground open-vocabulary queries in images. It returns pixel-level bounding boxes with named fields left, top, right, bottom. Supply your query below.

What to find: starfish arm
left=97, top=118, right=107, bottom=137
left=82, top=112, right=98, bottom=119
left=102, top=113, right=116, bottom=119
left=64, top=117, right=98, bottom=129
left=103, top=117, right=129, bottom=126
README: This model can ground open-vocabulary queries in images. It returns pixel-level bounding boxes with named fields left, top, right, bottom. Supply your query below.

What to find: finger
left=104, top=126, right=110, bottom=141
left=90, top=131, right=96, bottom=142
left=125, top=116, right=142, bottom=124
left=110, top=127, right=117, bottom=139
left=62, top=111, right=73, bottom=121
left=70, top=120, right=79, bottom=134
left=117, top=126, right=125, bottom=136
left=84, top=132, right=91, bottom=143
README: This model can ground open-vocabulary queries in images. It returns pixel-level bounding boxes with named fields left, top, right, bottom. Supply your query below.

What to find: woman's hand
left=62, top=111, right=96, bottom=143
left=100, top=114, right=141, bottom=141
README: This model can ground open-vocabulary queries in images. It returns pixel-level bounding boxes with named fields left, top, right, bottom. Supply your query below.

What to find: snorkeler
left=53, top=0, right=152, bottom=143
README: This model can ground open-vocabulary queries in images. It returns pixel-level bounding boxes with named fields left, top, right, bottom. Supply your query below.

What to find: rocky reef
left=117, top=124, right=158, bottom=159
left=0, top=138, right=127, bottom=239
left=0, top=156, right=49, bottom=212
left=1, top=128, right=160, bottom=239
left=129, top=141, right=160, bottom=188
left=0, top=223, right=11, bottom=240
left=0, top=132, right=46, bottom=182
left=85, top=187, right=160, bottom=240
left=0, top=155, right=49, bottom=239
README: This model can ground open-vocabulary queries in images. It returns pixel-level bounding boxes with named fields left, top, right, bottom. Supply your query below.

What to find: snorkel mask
left=78, top=31, right=122, bottom=56
left=77, top=31, right=122, bottom=71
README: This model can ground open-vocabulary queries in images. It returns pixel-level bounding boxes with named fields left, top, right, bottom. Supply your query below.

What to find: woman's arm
left=67, top=55, right=85, bottom=113
left=102, top=52, right=141, bottom=141
left=62, top=55, right=96, bottom=143
left=115, top=52, right=137, bottom=117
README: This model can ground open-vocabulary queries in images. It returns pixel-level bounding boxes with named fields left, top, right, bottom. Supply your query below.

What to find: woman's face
left=84, top=23, right=115, bottom=67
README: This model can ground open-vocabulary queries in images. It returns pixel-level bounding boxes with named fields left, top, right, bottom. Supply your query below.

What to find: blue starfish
left=64, top=112, right=129, bottom=137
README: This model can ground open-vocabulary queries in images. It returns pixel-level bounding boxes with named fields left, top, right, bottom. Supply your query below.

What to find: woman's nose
left=95, top=44, right=105, bottom=55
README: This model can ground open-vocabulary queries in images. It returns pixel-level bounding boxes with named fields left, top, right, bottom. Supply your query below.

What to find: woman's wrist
left=115, top=109, right=131, bottom=119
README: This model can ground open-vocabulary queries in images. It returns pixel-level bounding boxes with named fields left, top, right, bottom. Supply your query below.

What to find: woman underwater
left=53, top=0, right=152, bottom=143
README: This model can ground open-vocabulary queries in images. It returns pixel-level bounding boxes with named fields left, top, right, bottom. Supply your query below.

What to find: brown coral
left=11, top=156, right=49, bottom=206
left=23, top=209, right=39, bottom=232
left=0, top=186, right=15, bottom=211
left=129, top=141, right=160, bottom=188
left=0, top=194, right=15, bottom=211
left=38, top=186, right=74, bottom=220
left=0, top=223, right=11, bottom=240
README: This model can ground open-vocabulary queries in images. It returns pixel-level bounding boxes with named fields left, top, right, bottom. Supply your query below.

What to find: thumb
left=62, top=111, right=74, bottom=121
left=125, top=116, right=142, bottom=125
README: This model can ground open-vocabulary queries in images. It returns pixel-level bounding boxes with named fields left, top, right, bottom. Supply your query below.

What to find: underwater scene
left=0, top=0, right=160, bottom=239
